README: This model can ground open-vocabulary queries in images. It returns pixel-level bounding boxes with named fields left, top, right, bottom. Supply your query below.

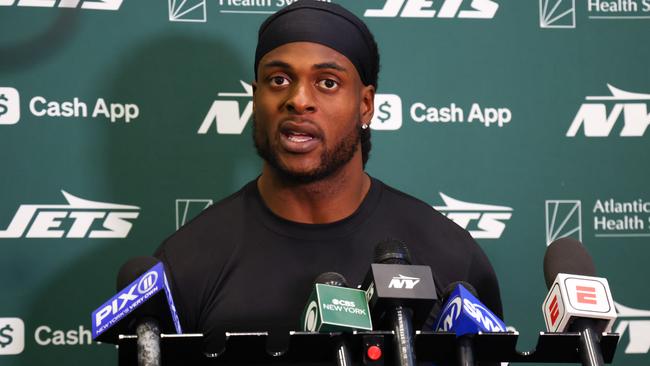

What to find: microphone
left=435, top=281, right=506, bottom=366
left=301, top=272, right=372, bottom=366
left=362, top=240, right=438, bottom=366
left=91, top=257, right=182, bottom=366
left=301, top=272, right=373, bottom=332
left=541, top=238, right=617, bottom=366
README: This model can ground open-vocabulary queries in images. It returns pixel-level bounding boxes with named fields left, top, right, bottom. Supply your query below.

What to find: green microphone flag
left=301, top=284, right=373, bottom=332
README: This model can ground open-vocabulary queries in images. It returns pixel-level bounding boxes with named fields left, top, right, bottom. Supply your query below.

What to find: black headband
left=254, top=0, right=378, bottom=87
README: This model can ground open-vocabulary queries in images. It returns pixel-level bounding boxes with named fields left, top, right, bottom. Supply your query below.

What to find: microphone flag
left=542, top=273, right=617, bottom=333
left=435, top=283, right=506, bottom=336
left=91, top=262, right=182, bottom=342
left=302, top=283, right=373, bottom=332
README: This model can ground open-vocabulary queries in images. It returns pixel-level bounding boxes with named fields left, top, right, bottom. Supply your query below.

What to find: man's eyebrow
left=313, top=62, right=347, bottom=72
left=262, top=60, right=347, bottom=73
left=262, top=60, right=292, bottom=69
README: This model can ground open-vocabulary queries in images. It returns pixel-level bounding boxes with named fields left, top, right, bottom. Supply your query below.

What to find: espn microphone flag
left=542, top=273, right=617, bottom=333
left=301, top=283, right=372, bottom=332
left=91, top=262, right=182, bottom=342
left=435, top=283, right=506, bottom=336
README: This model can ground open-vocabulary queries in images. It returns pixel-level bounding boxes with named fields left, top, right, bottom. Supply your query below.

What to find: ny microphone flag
left=435, top=284, right=506, bottom=336
left=542, top=273, right=617, bottom=333
left=363, top=263, right=437, bottom=328
left=301, top=284, right=373, bottom=332
left=91, top=262, right=182, bottom=341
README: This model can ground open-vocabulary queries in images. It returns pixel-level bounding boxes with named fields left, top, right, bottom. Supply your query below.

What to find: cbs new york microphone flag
left=302, top=284, right=372, bottom=332
left=91, top=262, right=182, bottom=339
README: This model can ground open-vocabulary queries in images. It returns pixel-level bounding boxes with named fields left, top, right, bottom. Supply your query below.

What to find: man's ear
left=360, top=84, right=375, bottom=126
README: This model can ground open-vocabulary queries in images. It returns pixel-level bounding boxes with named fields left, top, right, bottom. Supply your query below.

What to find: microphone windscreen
left=544, top=237, right=596, bottom=288
left=442, top=281, right=479, bottom=303
left=314, top=272, right=349, bottom=288
left=374, top=239, right=412, bottom=264
left=116, top=256, right=160, bottom=291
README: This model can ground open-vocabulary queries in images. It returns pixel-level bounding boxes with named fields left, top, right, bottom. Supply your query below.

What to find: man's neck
left=257, top=163, right=371, bottom=224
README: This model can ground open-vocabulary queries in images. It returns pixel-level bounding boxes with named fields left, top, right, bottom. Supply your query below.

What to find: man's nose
left=285, top=82, right=316, bottom=114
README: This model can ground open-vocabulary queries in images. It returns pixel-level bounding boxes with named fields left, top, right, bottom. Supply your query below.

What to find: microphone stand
left=136, top=318, right=161, bottom=366
left=391, top=305, right=416, bottom=366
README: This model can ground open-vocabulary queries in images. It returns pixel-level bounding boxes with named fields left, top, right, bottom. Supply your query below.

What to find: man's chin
left=254, top=126, right=360, bottom=185
left=272, top=163, right=333, bottom=185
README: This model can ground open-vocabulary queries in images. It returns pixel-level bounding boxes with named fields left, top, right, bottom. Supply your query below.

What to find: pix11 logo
left=433, top=193, right=513, bottom=239
left=0, top=191, right=140, bottom=239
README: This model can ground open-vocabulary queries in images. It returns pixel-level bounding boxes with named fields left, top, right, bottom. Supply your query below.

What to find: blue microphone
left=435, top=282, right=505, bottom=366
left=91, top=257, right=182, bottom=341
left=91, top=257, right=182, bottom=366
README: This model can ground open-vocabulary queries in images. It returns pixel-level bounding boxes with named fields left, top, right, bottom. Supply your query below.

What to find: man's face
left=253, top=42, right=374, bottom=183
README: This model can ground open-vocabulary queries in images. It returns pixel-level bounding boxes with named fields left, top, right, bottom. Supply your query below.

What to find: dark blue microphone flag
left=434, top=284, right=506, bottom=336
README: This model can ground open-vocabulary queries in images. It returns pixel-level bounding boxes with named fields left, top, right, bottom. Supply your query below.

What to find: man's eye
left=318, top=79, right=339, bottom=90
left=271, top=76, right=289, bottom=86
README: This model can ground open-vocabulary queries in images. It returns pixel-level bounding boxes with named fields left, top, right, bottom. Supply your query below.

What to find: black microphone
left=542, top=238, right=617, bottom=366
left=362, top=240, right=438, bottom=366
left=92, top=256, right=182, bottom=366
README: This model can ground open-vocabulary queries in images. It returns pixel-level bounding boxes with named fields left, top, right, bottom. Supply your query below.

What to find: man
left=155, top=0, right=502, bottom=346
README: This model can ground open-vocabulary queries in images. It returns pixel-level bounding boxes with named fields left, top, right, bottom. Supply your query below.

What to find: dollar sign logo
left=377, top=101, right=392, bottom=124
left=0, top=324, right=14, bottom=348
left=0, top=94, right=9, bottom=118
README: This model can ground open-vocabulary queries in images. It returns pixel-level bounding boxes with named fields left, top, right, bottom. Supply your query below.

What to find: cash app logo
left=371, top=94, right=402, bottom=130
left=0, top=318, right=25, bottom=355
left=0, top=87, right=20, bottom=125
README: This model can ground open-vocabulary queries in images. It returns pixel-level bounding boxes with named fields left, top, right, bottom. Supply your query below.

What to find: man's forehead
left=254, top=0, right=377, bottom=87
left=260, top=42, right=353, bottom=73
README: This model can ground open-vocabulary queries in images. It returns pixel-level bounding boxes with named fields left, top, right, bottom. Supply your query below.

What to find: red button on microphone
left=367, top=345, right=382, bottom=361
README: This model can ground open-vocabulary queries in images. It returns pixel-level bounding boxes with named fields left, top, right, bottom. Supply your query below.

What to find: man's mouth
left=278, top=121, right=322, bottom=153
left=285, top=131, right=315, bottom=143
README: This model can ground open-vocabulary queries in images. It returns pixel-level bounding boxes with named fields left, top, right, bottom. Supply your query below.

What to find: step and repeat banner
left=1, top=0, right=649, bottom=365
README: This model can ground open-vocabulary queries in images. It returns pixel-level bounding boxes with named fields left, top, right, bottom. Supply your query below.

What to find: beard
left=253, top=116, right=361, bottom=184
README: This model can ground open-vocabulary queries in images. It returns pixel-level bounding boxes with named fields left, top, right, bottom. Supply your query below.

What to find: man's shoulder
left=378, top=179, right=437, bottom=212
left=373, top=178, right=475, bottom=245
left=376, top=179, right=460, bottom=223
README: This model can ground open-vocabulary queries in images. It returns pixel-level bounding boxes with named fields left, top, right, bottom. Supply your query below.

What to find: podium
left=117, top=331, right=619, bottom=365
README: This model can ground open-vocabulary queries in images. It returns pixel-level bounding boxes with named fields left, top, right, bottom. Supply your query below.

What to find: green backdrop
left=1, top=0, right=649, bottom=365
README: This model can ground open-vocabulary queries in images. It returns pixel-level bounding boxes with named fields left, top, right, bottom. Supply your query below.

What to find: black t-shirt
left=155, top=177, right=503, bottom=343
